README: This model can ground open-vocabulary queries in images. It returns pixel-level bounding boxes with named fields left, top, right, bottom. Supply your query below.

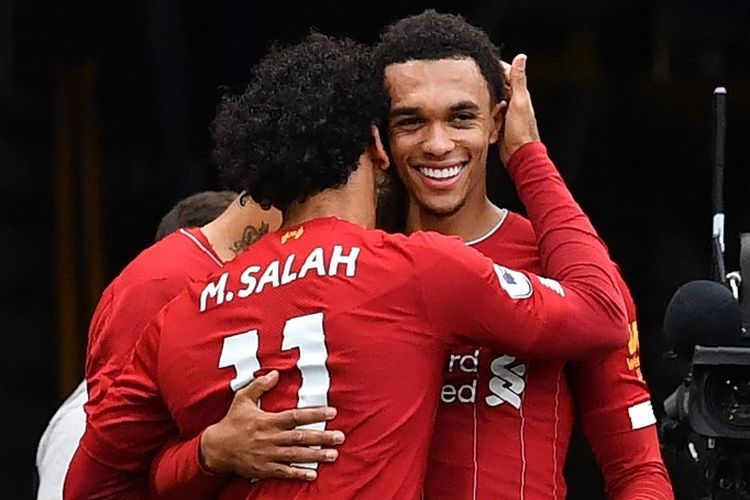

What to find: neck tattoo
left=229, top=222, right=270, bottom=256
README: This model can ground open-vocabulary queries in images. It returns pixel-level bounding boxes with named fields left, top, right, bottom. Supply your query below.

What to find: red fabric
left=149, top=435, right=227, bottom=499
left=424, top=192, right=672, bottom=496
left=66, top=449, right=148, bottom=500
left=64, top=228, right=222, bottom=499
left=586, top=426, right=674, bottom=500
left=66, top=142, right=628, bottom=499
left=85, top=228, right=223, bottom=414
left=569, top=279, right=673, bottom=500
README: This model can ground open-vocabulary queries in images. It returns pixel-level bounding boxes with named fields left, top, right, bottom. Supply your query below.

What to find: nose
left=421, top=123, right=455, bottom=157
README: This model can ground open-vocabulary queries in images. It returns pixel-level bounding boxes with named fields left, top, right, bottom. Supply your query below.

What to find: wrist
left=506, top=141, right=546, bottom=176
left=199, top=424, right=228, bottom=476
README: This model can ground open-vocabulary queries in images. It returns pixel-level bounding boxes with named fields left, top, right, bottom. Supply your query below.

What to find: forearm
left=590, top=427, right=674, bottom=500
left=149, top=433, right=228, bottom=499
left=508, top=142, right=618, bottom=290
left=508, top=142, right=627, bottom=353
left=64, top=447, right=148, bottom=500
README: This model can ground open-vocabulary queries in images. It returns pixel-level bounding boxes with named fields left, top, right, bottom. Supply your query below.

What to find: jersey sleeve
left=147, top=435, right=228, bottom=499
left=84, top=285, right=115, bottom=409
left=65, top=311, right=177, bottom=499
left=86, top=278, right=180, bottom=412
left=568, top=273, right=674, bottom=499
left=414, top=142, right=628, bottom=359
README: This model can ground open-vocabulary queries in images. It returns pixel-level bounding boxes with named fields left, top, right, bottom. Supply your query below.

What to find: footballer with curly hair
left=66, top=32, right=631, bottom=499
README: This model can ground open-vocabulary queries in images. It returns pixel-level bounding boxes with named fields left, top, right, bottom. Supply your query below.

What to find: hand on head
left=500, top=59, right=512, bottom=99
left=499, top=54, right=541, bottom=165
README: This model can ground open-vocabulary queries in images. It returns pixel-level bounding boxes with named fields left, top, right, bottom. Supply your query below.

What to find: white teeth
left=418, top=165, right=463, bottom=180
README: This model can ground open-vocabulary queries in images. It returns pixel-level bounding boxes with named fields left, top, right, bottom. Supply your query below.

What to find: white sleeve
left=36, top=380, right=88, bottom=500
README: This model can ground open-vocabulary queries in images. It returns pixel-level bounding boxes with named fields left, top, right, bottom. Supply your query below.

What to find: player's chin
left=419, top=194, right=465, bottom=218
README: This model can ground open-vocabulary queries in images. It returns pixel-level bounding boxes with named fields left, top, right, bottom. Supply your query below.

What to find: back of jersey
left=157, top=217, right=447, bottom=499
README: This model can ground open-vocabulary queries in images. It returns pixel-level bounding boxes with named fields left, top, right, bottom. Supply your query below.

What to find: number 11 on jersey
left=219, top=312, right=331, bottom=469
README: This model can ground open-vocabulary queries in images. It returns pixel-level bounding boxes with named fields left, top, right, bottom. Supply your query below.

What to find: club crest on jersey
left=493, top=265, right=532, bottom=299
left=281, top=226, right=305, bottom=244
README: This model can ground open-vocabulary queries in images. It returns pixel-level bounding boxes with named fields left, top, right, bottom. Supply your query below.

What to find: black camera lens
left=705, top=367, right=750, bottom=428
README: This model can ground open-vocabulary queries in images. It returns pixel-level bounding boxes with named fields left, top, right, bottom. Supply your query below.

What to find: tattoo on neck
left=229, top=222, right=270, bottom=255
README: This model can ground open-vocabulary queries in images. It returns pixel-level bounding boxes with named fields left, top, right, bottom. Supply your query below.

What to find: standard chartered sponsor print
left=441, top=350, right=527, bottom=408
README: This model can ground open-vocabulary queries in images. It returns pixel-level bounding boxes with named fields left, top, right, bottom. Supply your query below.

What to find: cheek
left=463, top=137, right=489, bottom=180
left=389, top=136, right=416, bottom=162
left=466, top=131, right=491, bottom=158
left=387, top=142, right=409, bottom=176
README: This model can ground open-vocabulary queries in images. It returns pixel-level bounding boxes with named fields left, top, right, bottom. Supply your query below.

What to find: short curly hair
left=212, top=33, right=385, bottom=210
left=373, top=10, right=505, bottom=104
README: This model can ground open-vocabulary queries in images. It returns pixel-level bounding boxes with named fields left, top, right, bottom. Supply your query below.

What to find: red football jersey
left=424, top=211, right=672, bottom=499
left=66, top=143, right=629, bottom=500
left=85, top=227, right=224, bottom=414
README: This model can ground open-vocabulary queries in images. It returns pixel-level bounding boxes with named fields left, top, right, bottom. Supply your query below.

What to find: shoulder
left=116, top=229, right=219, bottom=288
left=393, top=231, right=497, bottom=280
left=495, top=211, right=535, bottom=242
left=372, top=230, right=472, bottom=268
left=470, top=211, right=542, bottom=271
left=612, top=265, right=637, bottom=321
left=100, top=230, right=220, bottom=322
left=391, top=229, right=464, bottom=253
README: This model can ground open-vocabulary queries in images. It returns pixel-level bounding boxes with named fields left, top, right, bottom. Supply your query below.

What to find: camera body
left=661, top=270, right=750, bottom=498
left=680, top=346, right=750, bottom=440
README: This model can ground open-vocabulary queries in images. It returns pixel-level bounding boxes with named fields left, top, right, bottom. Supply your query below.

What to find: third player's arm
left=65, top=315, right=174, bottom=500
left=570, top=354, right=674, bottom=499
left=568, top=277, right=674, bottom=499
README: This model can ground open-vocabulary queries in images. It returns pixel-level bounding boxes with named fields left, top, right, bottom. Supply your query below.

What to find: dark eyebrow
left=389, top=100, right=480, bottom=119
left=388, top=106, right=420, bottom=119
left=450, top=101, right=480, bottom=113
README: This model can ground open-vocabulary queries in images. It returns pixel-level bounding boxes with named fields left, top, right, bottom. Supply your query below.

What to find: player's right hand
left=199, top=370, right=345, bottom=481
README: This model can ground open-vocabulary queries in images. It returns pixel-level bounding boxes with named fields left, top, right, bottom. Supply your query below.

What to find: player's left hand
left=199, top=370, right=345, bottom=481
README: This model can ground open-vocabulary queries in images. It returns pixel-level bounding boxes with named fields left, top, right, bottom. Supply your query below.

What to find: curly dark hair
left=212, top=33, right=386, bottom=210
left=373, top=10, right=505, bottom=104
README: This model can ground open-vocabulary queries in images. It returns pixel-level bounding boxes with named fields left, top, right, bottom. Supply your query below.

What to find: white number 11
left=218, top=312, right=331, bottom=469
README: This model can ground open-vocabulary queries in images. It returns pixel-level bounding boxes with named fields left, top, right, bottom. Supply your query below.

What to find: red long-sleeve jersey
left=65, top=142, right=628, bottom=500
left=567, top=281, right=674, bottom=500
left=423, top=211, right=673, bottom=499
left=85, top=227, right=224, bottom=415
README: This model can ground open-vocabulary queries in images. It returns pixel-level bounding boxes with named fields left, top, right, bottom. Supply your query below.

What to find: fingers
left=509, top=54, right=527, bottom=90
left=497, top=53, right=539, bottom=164
left=500, top=59, right=512, bottom=99
left=500, top=59, right=512, bottom=79
left=237, top=370, right=280, bottom=402
left=271, top=406, right=337, bottom=428
left=246, top=447, right=340, bottom=481
left=263, top=464, right=319, bottom=482
left=271, top=445, right=339, bottom=465
left=274, top=428, right=345, bottom=446
left=508, top=54, right=530, bottom=108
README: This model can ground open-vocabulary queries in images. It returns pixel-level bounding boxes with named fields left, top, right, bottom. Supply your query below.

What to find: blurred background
left=2, top=0, right=750, bottom=498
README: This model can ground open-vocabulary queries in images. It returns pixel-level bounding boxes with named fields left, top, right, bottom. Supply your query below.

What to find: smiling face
left=384, top=58, right=502, bottom=217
